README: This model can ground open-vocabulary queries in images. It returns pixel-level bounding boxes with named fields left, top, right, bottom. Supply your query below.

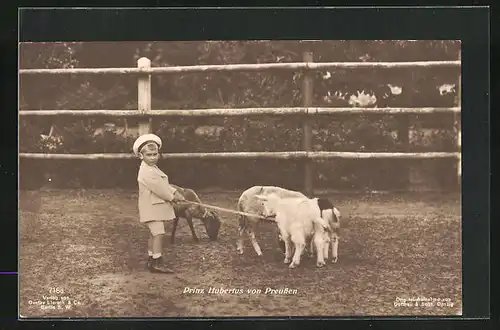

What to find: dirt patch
left=19, top=189, right=462, bottom=318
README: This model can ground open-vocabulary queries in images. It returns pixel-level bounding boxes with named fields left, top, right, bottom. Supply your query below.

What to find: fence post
left=398, top=112, right=411, bottom=190
left=302, top=51, right=314, bottom=196
left=137, top=57, right=152, bottom=135
left=455, top=50, right=462, bottom=187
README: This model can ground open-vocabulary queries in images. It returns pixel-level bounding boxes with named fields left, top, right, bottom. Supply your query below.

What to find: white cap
left=132, top=134, right=162, bottom=157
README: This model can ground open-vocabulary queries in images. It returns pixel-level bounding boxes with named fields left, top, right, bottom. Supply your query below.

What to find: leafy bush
left=19, top=40, right=461, bottom=191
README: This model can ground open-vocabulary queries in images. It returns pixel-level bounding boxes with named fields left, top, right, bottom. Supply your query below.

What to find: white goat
left=236, top=186, right=307, bottom=256
left=254, top=193, right=332, bottom=268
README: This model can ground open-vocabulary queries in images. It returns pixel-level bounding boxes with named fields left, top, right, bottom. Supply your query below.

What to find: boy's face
left=139, top=143, right=160, bottom=166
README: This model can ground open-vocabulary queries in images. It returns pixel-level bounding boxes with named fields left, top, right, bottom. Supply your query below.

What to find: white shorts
left=146, top=220, right=166, bottom=236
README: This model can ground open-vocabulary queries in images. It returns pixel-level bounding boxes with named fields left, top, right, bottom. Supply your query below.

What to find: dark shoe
left=149, top=257, right=175, bottom=274
left=146, top=256, right=153, bottom=269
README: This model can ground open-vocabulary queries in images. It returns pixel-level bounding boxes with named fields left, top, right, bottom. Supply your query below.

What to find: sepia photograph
left=19, top=40, right=462, bottom=318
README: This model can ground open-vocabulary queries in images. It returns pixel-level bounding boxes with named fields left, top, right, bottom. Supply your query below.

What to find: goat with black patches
left=236, top=186, right=307, bottom=257
left=169, top=184, right=221, bottom=244
left=310, top=198, right=341, bottom=263
left=255, top=193, right=332, bottom=268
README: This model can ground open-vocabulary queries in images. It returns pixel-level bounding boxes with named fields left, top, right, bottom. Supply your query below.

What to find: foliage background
left=19, top=40, right=461, bottom=191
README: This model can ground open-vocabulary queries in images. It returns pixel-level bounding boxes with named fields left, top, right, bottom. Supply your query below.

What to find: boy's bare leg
left=152, top=234, right=164, bottom=255
left=150, top=234, right=174, bottom=274
left=148, top=235, right=154, bottom=253
left=146, top=235, right=154, bottom=269
left=144, top=220, right=174, bottom=274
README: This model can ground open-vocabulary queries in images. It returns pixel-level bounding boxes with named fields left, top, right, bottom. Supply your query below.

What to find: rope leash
left=176, top=200, right=276, bottom=222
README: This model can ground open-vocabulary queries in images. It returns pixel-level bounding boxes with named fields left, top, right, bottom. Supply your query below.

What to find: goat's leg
left=313, top=233, right=326, bottom=267
left=300, top=237, right=311, bottom=258
left=248, top=222, right=263, bottom=257
left=308, top=237, right=314, bottom=258
left=323, top=235, right=330, bottom=261
left=236, top=216, right=246, bottom=255
left=289, top=240, right=305, bottom=269
left=170, top=217, right=180, bottom=244
left=331, top=234, right=339, bottom=263
left=278, top=234, right=286, bottom=254
left=186, top=217, right=199, bottom=242
left=277, top=227, right=286, bottom=254
left=283, top=236, right=292, bottom=264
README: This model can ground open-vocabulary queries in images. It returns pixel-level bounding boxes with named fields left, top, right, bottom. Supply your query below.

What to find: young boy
left=133, top=133, right=186, bottom=274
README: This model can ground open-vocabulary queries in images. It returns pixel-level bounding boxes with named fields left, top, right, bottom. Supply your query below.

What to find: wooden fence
left=19, top=53, right=462, bottom=195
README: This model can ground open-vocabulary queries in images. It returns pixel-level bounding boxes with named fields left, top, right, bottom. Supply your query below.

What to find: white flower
left=323, top=91, right=331, bottom=102
left=324, top=90, right=348, bottom=103
left=387, top=84, right=403, bottom=95
left=334, top=91, right=347, bottom=100
left=359, top=54, right=371, bottom=62
left=438, top=84, right=456, bottom=96
left=348, top=90, right=377, bottom=107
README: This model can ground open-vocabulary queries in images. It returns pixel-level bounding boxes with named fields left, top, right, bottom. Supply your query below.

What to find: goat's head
left=254, top=193, right=280, bottom=217
left=202, top=209, right=221, bottom=241
left=315, top=198, right=340, bottom=222
left=318, top=202, right=341, bottom=234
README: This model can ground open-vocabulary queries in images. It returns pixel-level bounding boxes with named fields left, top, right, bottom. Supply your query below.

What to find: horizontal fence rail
left=19, top=54, right=462, bottom=194
left=19, top=107, right=461, bottom=117
left=19, top=151, right=460, bottom=160
left=19, top=60, right=461, bottom=76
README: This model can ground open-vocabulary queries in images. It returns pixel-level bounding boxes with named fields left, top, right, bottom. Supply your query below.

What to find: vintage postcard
left=19, top=39, right=463, bottom=318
